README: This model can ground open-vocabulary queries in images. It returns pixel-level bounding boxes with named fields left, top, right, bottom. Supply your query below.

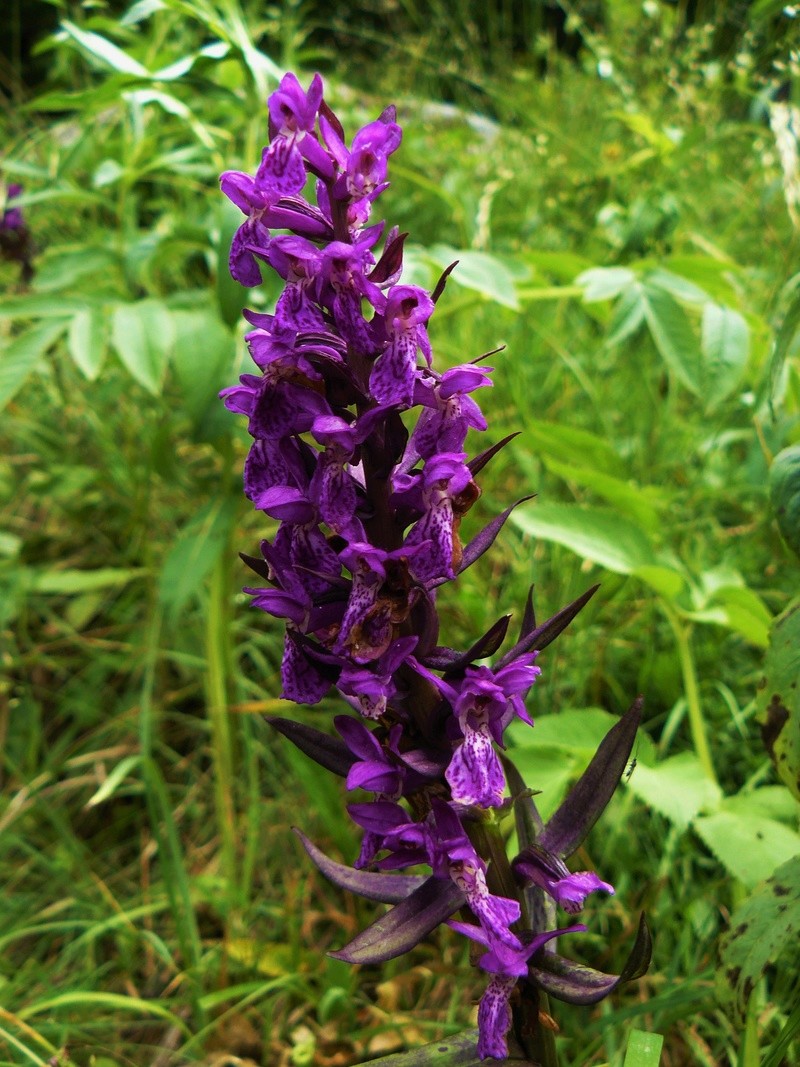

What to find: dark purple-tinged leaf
left=529, top=914, right=652, bottom=1004
left=240, top=551, right=272, bottom=582
left=294, top=829, right=425, bottom=903
left=319, top=98, right=345, bottom=141
left=361, top=1028, right=536, bottom=1066
left=431, top=260, right=459, bottom=304
left=498, top=584, right=599, bottom=668
left=518, top=585, right=536, bottom=642
left=447, top=614, right=511, bottom=670
left=422, top=646, right=461, bottom=670
left=267, top=717, right=355, bottom=777
left=456, top=496, right=536, bottom=577
left=329, top=876, right=465, bottom=964
left=468, top=432, right=520, bottom=478
left=370, top=231, right=408, bottom=284
left=540, top=697, right=643, bottom=857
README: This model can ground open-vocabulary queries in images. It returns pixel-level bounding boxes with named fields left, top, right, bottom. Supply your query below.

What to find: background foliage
left=1, top=1, right=799, bottom=1065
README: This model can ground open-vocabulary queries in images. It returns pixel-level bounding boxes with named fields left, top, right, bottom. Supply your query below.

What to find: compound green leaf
left=757, top=604, right=800, bottom=801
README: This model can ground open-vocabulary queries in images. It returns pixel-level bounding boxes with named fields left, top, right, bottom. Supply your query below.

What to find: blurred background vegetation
left=1, top=1, right=799, bottom=1065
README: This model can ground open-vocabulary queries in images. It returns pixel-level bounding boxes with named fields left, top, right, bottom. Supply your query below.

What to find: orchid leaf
left=540, top=697, right=643, bottom=856
left=468, top=432, right=521, bottom=477
left=329, top=877, right=465, bottom=964
left=498, top=585, right=599, bottom=667
left=529, top=914, right=652, bottom=1004
left=442, top=615, right=511, bottom=671
left=294, top=830, right=425, bottom=903
left=267, top=717, right=355, bottom=777
left=457, top=495, right=535, bottom=576
left=623, top=1030, right=664, bottom=1067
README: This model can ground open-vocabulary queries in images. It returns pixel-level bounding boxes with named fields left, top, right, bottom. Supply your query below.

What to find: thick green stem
left=660, top=600, right=719, bottom=787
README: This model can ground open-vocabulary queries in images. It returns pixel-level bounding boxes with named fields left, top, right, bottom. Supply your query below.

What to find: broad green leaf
left=68, top=308, right=108, bottom=380
left=111, top=300, right=175, bottom=393
left=427, top=245, right=522, bottom=309
left=542, top=456, right=663, bottom=531
left=701, top=303, right=749, bottom=409
left=664, top=254, right=742, bottom=303
left=511, top=503, right=656, bottom=575
left=0, top=319, right=69, bottom=412
left=757, top=604, right=800, bottom=801
left=523, top=249, right=593, bottom=282
left=704, top=585, right=771, bottom=647
left=577, top=266, right=636, bottom=302
left=641, top=282, right=702, bottom=393
left=60, top=20, right=150, bottom=77
left=170, top=310, right=235, bottom=423
left=0, top=294, right=95, bottom=319
left=158, top=498, right=238, bottom=618
left=150, top=41, right=229, bottom=80
left=769, top=445, right=800, bottom=559
left=645, top=267, right=709, bottom=305
left=719, top=854, right=800, bottom=1018
left=630, top=563, right=686, bottom=598
left=510, top=707, right=618, bottom=755
left=30, top=567, right=146, bottom=594
left=35, top=247, right=119, bottom=293
left=625, top=752, right=722, bottom=832
left=694, top=804, right=800, bottom=888
left=762, top=271, right=800, bottom=411
left=521, top=420, right=625, bottom=476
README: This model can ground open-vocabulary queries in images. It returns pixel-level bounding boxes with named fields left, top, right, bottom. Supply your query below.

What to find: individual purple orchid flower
left=513, top=844, right=615, bottom=915
left=336, top=636, right=418, bottom=719
left=448, top=919, right=587, bottom=1060
left=370, top=284, right=435, bottom=406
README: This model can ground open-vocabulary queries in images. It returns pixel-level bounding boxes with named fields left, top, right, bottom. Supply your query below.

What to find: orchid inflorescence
left=220, top=72, right=650, bottom=1062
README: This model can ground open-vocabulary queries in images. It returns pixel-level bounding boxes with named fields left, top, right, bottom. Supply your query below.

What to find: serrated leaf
left=694, top=805, right=800, bottom=888
left=719, top=854, right=800, bottom=1018
left=641, top=282, right=702, bottom=393
left=427, top=245, right=522, bottom=309
left=111, top=300, right=174, bottom=393
left=577, top=266, right=636, bottom=302
left=625, top=752, right=722, bottom=832
left=701, top=303, right=749, bottom=410
left=511, top=503, right=656, bottom=575
left=758, top=604, right=800, bottom=801
left=0, top=318, right=70, bottom=411
left=158, top=498, right=237, bottom=618
left=68, top=308, right=108, bottom=380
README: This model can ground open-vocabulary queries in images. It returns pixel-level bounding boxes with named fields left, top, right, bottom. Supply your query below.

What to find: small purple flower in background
left=220, top=72, right=651, bottom=1062
left=1, top=182, right=35, bottom=285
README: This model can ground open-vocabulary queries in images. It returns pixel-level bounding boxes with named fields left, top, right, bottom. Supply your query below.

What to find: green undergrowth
left=1, top=1, right=799, bottom=1065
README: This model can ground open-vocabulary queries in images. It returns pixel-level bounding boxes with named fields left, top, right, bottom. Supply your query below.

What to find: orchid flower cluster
left=220, top=73, right=650, bottom=1062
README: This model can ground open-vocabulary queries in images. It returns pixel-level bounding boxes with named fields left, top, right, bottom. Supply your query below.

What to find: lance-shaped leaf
left=431, top=260, right=459, bottom=304
left=455, top=496, right=535, bottom=578
left=539, top=696, right=643, bottom=857
left=529, top=914, right=652, bottom=1004
left=329, top=876, right=465, bottom=964
left=502, top=753, right=551, bottom=932
left=362, top=1028, right=536, bottom=1066
left=468, top=432, right=520, bottom=478
left=370, top=231, right=408, bottom=284
left=498, top=584, right=598, bottom=668
left=294, top=829, right=425, bottom=903
left=518, top=585, right=536, bottom=643
left=268, top=717, right=355, bottom=777
left=423, top=615, right=511, bottom=671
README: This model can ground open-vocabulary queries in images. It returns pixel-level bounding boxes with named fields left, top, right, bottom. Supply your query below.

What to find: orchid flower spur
left=221, top=71, right=651, bottom=1064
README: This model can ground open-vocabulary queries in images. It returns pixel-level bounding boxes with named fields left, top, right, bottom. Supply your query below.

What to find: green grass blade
left=622, top=1029, right=664, bottom=1067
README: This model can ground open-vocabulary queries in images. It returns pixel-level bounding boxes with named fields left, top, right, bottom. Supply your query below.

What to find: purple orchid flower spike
left=220, top=71, right=650, bottom=1065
